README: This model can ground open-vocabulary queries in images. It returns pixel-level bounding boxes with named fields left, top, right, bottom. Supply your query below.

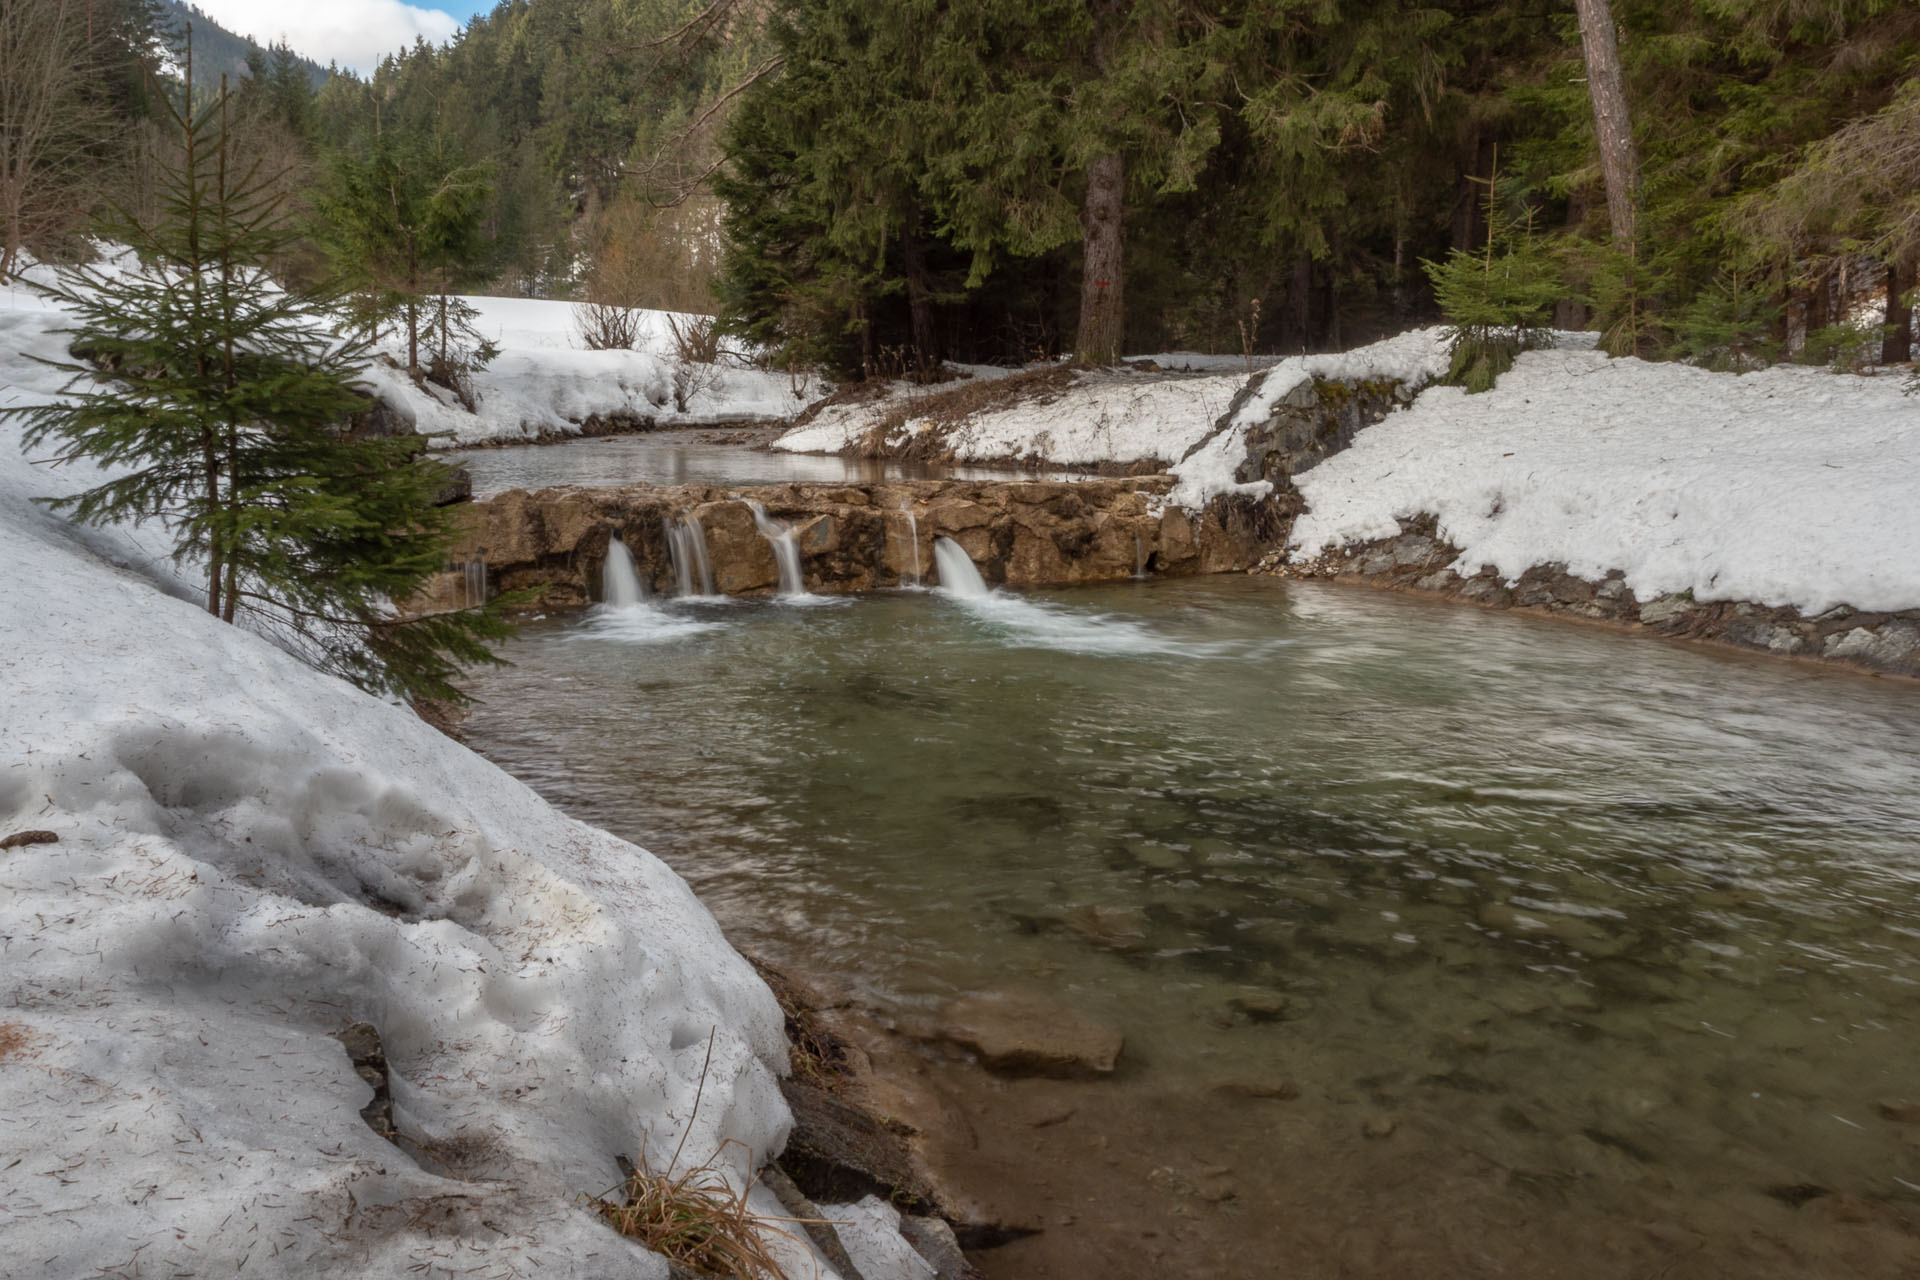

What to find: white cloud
left=184, top=0, right=462, bottom=75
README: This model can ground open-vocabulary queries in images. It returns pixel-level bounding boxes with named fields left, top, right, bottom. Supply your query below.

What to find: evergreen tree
left=316, top=128, right=496, bottom=385
left=10, top=63, right=509, bottom=703
left=1425, top=171, right=1563, bottom=392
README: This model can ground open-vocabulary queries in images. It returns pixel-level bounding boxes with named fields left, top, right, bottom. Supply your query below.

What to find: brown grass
left=598, top=1140, right=811, bottom=1280
left=597, top=1029, right=827, bottom=1278
left=851, top=365, right=1079, bottom=459
left=747, top=956, right=851, bottom=1093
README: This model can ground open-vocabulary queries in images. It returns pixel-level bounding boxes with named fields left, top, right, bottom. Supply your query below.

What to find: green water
left=463, top=577, right=1920, bottom=1276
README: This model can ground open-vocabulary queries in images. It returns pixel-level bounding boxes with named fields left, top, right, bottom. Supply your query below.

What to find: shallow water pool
left=463, top=577, right=1920, bottom=1278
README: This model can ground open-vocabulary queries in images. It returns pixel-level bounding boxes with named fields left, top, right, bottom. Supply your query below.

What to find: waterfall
left=745, top=501, right=806, bottom=596
left=666, top=514, right=718, bottom=598
left=664, top=518, right=695, bottom=598
left=602, top=535, right=648, bottom=607
left=933, top=536, right=989, bottom=598
left=684, top=514, right=716, bottom=597
left=458, top=553, right=488, bottom=609
left=899, top=502, right=922, bottom=587
left=1134, top=532, right=1148, bottom=580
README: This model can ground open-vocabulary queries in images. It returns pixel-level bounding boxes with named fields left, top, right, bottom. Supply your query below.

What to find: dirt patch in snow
left=0, top=1023, right=37, bottom=1062
left=847, top=367, right=1080, bottom=461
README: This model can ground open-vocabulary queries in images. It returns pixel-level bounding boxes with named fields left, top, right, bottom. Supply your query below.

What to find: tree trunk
left=1885, top=259, right=1913, bottom=364
left=1286, top=253, right=1312, bottom=353
left=1450, top=132, right=1494, bottom=252
left=1074, top=151, right=1125, bottom=365
left=1572, top=0, right=1640, bottom=254
left=1807, top=269, right=1831, bottom=336
left=202, top=427, right=222, bottom=617
left=902, top=225, right=936, bottom=372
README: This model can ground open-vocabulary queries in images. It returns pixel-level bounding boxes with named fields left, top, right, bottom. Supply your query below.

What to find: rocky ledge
left=414, top=476, right=1265, bottom=610
left=1270, top=515, right=1920, bottom=680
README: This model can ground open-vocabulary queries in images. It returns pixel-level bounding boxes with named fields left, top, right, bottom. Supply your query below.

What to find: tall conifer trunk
left=1075, top=151, right=1125, bottom=365
left=1885, top=259, right=1913, bottom=364
left=1572, top=0, right=1639, bottom=254
left=902, top=225, right=936, bottom=371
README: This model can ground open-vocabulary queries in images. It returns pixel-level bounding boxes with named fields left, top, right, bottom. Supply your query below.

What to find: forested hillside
left=158, top=2, right=329, bottom=87
left=4, top=0, right=1915, bottom=386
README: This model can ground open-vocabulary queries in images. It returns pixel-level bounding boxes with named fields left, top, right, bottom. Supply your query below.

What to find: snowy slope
left=0, top=299, right=861, bottom=1275
left=371, top=295, right=817, bottom=445
left=1288, top=348, right=1920, bottom=615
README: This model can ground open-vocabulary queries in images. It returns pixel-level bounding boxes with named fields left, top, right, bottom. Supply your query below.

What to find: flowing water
left=745, top=500, right=807, bottom=597
left=462, top=577, right=1920, bottom=1277
left=600, top=536, right=647, bottom=606
left=451, top=428, right=1083, bottom=497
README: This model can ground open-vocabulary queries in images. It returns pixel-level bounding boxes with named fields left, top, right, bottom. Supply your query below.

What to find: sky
left=187, top=0, right=492, bottom=75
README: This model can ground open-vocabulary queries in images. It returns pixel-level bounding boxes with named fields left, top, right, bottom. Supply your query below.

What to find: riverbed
left=461, top=575, right=1920, bottom=1278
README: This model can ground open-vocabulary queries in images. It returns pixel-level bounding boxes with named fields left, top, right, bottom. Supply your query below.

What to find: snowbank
left=0, top=298, right=864, bottom=1275
left=1288, top=348, right=1920, bottom=616
left=359, top=295, right=819, bottom=445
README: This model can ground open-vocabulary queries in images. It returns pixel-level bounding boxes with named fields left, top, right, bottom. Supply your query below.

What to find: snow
left=0, top=294, right=866, bottom=1275
left=365, top=295, right=820, bottom=445
left=1287, top=347, right=1920, bottom=616
left=820, top=1197, right=937, bottom=1279
left=775, top=368, right=1248, bottom=467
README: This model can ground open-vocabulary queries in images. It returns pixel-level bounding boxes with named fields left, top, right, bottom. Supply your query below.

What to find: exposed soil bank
left=1265, top=514, right=1920, bottom=681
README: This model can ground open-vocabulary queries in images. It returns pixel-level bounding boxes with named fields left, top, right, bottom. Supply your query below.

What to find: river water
left=461, top=576, right=1920, bottom=1278
left=452, top=428, right=1078, bottom=496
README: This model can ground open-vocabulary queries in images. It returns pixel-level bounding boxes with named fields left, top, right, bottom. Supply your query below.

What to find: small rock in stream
left=1361, top=1114, right=1398, bottom=1139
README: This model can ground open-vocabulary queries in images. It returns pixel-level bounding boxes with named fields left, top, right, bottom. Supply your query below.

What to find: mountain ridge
left=158, top=1, right=332, bottom=86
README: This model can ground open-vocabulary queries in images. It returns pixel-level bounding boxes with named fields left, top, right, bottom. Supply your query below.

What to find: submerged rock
left=935, top=991, right=1124, bottom=1079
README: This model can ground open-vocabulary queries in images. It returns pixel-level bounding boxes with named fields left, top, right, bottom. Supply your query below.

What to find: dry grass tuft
left=597, top=1028, right=827, bottom=1278
left=598, top=1141, right=808, bottom=1280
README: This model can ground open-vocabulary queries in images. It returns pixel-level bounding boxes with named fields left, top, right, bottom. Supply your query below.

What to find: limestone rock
left=1638, top=596, right=1695, bottom=627
left=936, top=991, right=1124, bottom=1079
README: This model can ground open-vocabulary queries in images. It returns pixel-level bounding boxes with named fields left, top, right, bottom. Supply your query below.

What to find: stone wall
left=413, top=475, right=1265, bottom=611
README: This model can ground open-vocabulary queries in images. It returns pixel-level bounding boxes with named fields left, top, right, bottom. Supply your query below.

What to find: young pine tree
left=1424, top=171, right=1564, bottom=393
left=11, top=64, right=509, bottom=704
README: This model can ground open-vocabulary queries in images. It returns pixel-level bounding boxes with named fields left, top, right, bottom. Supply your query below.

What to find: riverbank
left=1265, top=515, right=1920, bottom=680
left=0, top=297, right=934, bottom=1279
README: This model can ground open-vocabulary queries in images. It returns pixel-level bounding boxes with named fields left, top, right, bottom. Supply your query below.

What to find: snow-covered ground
left=1287, top=348, right=1920, bottom=616
left=0, top=285, right=892, bottom=1275
left=771, top=328, right=1458, bottom=511
left=369, top=295, right=819, bottom=445
left=774, top=367, right=1248, bottom=468
left=3, top=255, right=819, bottom=447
